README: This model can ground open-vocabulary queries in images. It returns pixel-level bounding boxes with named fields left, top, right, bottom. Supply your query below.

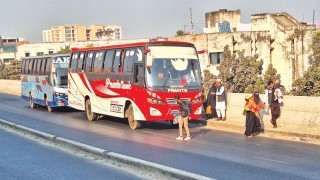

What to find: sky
left=1, top=0, right=320, bottom=43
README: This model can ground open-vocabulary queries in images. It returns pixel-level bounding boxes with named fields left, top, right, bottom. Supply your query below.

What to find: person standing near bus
left=216, top=79, right=226, bottom=121
left=175, top=94, right=191, bottom=141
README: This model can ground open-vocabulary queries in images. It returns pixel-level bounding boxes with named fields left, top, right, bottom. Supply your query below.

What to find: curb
left=195, top=118, right=320, bottom=140
left=0, top=118, right=213, bottom=180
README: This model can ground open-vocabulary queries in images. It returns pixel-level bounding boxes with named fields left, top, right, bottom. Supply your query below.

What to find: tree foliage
left=216, top=45, right=264, bottom=93
left=58, top=45, right=71, bottom=54
left=5, top=60, right=21, bottom=80
left=176, top=30, right=184, bottom=36
left=292, top=32, right=320, bottom=96
left=0, top=60, right=21, bottom=80
left=0, top=60, right=6, bottom=79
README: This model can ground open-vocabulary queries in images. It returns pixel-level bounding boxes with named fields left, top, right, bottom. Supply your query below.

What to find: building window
left=209, top=52, right=223, bottom=65
left=25, top=52, right=30, bottom=57
left=36, top=52, right=44, bottom=56
left=48, top=51, right=54, bottom=55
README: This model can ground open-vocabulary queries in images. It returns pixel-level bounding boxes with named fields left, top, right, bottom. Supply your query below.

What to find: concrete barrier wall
left=0, top=80, right=319, bottom=136
left=0, top=80, right=21, bottom=96
left=226, top=93, right=320, bottom=136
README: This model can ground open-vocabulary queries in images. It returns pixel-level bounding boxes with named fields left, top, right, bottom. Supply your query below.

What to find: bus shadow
left=99, top=115, right=178, bottom=130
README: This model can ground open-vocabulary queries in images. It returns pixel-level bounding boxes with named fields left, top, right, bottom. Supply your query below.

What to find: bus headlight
left=147, top=98, right=164, bottom=104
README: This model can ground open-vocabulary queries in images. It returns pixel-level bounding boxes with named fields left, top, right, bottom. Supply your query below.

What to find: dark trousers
left=270, top=103, right=281, bottom=125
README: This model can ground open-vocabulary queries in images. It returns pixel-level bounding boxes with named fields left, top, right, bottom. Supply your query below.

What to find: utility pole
left=313, top=10, right=315, bottom=25
left=190, top=8, right=193, bottom=34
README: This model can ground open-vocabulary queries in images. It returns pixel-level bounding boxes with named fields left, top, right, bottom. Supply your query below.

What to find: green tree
left=292, top=32, right=320, bottom=96
left=5, top=60, right=21, bottom=80
left=0, top=60, right=7, bottom=79
left=86, top=43, right=94, bottom=48
left=176, top=30, right=184, bottom=36
left=58, top=45, right=71, bottom=54
left=217, top=45, right=264, bottom=93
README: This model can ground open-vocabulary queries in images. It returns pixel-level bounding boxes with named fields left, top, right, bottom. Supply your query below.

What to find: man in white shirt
left=216, top=79, right=226, bottom=121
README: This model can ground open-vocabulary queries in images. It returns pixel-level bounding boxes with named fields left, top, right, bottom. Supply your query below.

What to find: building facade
left=0, top=36, right=29, bottom=64
left=170, top=11, right=317, bottom=90
left=42, top=24, right=122, bottom=42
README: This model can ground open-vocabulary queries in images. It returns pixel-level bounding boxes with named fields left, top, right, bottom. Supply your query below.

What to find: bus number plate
left=110, top=104, right=123, bottom=113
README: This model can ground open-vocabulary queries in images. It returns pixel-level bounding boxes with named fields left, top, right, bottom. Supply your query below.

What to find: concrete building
left=170, top=10, right=317, bottom=90
left=95, top=25, right=122, bottom=40
left=205, top=9, right=241, bottom=33
left=42, top=24, right=122, bottom=42
left=0, top=36, right=29, bottom=64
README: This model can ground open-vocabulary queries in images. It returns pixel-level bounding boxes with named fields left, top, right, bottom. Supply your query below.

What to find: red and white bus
left=68, top=41, right=203, bottom=129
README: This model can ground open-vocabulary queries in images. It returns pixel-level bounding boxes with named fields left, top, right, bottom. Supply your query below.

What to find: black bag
left=181, top=100, right=192, bottom=118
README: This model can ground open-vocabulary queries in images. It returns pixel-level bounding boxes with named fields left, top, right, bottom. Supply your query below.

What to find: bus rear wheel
left=45, top=97, right=53, bottom=112
left=29, top=95, right=36, bottom=109
left=126, top=105, right=141, bottom=129
left=85, top=99, right=97, bottom=121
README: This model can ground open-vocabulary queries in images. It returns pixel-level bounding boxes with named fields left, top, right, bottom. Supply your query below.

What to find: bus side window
left=134, top=63, right=144, bottom=86
left=123, top=49, right=134, bottom=73
left=113, top=49, right=122, bottom=73
left=104, top=50, right=114, bottom=73
left=41, top=58, right=47, bottom=75
left=37, top=59, right=42, bottom=75
left=93, top=51, right=105, bottom=73
left=85, top=51, right=95, bottom=73
left=70, top=53, right=79, bottom=73
left=77, top=53, right=85, bottom=72
left=34, top=59, right=38, bottom=75
left=21, top=60, right=26, bottom=75
left=28, top=59, right=34, bottom=74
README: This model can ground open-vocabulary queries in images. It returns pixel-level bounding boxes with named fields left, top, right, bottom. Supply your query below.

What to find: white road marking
left=253, top=156, right=289, bottom=164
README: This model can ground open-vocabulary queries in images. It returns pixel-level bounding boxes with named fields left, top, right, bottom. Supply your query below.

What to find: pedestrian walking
left=263, top=80, right=282, bottom=128
left=205, top=82, right=217, bottom=119
left=215, top=79, right=226, bottom=121
left=174, top=94, right=191, bottom=141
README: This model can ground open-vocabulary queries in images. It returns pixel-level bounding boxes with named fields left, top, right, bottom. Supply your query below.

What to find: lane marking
left=253, top=156, right=289, bottom=164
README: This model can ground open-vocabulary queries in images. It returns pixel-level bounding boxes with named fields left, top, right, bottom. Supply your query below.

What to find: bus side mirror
left=197, top=50, right=206, bottom=54
left=144, top=49, right=153, bottom=68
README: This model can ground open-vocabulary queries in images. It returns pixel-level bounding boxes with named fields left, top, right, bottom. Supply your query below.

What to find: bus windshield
left=52, top=56, right=69, bottom=87
left=146, top=46, right=201, bottom=89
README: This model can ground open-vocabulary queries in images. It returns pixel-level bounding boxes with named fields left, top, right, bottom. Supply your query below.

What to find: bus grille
left=166, top=98, right=190, bottom=105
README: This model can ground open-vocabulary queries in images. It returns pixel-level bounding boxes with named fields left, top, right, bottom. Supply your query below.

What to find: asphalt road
left=1, top=93, right=320, bottom=180
left=0, top=126, right=150, bottom=179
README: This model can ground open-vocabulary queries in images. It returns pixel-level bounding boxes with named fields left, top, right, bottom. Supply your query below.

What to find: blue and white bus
left=21, top=54, right=70, bottom=112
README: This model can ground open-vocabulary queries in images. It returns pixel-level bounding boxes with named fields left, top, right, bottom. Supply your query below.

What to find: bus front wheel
left=85, top=99, right=97, bottom=121
left=126, top=105, right=141, bottom=129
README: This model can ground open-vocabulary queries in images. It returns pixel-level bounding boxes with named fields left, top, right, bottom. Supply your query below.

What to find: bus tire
left=85, top=99, right=97, bottom=121
left=45, top=97, right=53, bottom=112
left=29, top=95, right=36, bottom=109
left=126, top=104, right=141, bottom=129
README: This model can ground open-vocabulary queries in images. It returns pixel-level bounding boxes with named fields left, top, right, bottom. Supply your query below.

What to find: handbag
left=173, top=115, right=180, bottom=124
left=206, top=105, right=212, bottom=114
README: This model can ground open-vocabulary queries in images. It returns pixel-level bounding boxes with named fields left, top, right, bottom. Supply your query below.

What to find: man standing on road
left=175, top=94, right=191, bottom=141
left=216, top=79, right=226, bottom=121
left=263, top=80, right=282, bottom=128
